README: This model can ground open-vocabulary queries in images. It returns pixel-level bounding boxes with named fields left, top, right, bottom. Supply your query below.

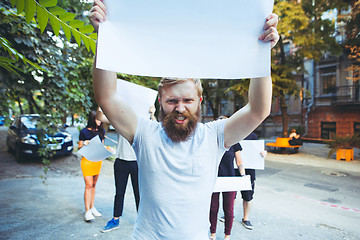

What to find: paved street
left=0, top=126, right=360, bottom=240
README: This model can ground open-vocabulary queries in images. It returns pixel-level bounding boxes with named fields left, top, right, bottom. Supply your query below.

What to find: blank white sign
left=96, top=0, right=274, bottom=79
left=213, top=175, right=252, bottom=193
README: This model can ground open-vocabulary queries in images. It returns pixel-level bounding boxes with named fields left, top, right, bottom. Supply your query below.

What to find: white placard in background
left=116, top=79, right=158, bottom=118
left=96, top=0, right=274, bottom=79
left=238, top=140, right=265, bottom=170
left=213, top=175, right=252, bottom=193
left=77, top=136, right=113, bottom=162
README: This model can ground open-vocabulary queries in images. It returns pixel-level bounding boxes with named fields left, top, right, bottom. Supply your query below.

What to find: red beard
left=159, top=106, right=201, bottom=143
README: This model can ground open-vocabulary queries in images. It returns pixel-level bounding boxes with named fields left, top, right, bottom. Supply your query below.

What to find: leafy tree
left=0, top=0, right=96, bottom=173
left=0, top=0, right=96, bottom=119
left=343, top=1, right=360, bottom=83
left=271, top=0, right=346, bottom=137
left=229, top=0, right=348, bottom=137
left=202, top=79, right=246, bottom=120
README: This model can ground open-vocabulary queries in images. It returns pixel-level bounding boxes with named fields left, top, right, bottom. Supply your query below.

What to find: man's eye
left=183, top=99, right=193, bottom=103
left=167, top=99, right=178, bottom=104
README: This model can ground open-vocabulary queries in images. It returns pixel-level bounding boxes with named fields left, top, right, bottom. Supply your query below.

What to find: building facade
left=264, top=3, right=360, bottom=140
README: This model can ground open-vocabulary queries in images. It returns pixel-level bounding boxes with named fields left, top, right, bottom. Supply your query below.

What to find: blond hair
left=158, top=77, right=203, bottom=97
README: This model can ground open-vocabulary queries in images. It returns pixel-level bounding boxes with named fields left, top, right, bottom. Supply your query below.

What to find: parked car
left=6, top=114, right=73, bottom=162
left=0, top=116, right=5, bottom=126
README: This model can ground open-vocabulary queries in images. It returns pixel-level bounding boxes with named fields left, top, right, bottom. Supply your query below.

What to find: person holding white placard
left=97, top=107, right=155, bottom=233
left=78, top=110, right=106, bottom=222
left=89, top=1, right=279, bottom=239
left=234, top=132, right=267, bottom=230
left=209, top=116, right=242, bottom=240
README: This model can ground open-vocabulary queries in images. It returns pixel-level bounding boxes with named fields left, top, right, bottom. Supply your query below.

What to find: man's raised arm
left=224, top=14, right=279, bottom=148
left=90, top=0, right=137, bottom=143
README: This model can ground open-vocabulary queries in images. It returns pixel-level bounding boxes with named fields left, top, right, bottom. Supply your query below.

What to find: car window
left=21, top=116, right=38, bottom=130
left=13, top=117, right=20, bottom=128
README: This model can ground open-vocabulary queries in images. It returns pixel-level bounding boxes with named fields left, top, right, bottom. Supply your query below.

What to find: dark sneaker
left=241, top=219, right=253, bottom=230
left=101, top=218, right=119, bottom=233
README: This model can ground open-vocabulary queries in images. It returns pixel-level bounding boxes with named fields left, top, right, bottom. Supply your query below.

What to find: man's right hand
left=88, top=0, right=106, bottom=32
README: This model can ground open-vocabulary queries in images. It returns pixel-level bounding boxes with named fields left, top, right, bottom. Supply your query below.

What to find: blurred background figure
left=78, top=110, right=105, bottom=222
left=289, top=129, right=303, bottom=146
left=209, top=116, right=240, bottom=240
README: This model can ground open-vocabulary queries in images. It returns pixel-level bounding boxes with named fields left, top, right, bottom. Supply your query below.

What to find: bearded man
left=90, top=1, right=279, bottom=239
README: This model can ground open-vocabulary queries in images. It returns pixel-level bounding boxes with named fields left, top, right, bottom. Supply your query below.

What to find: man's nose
left=175, top=102, right=186, bottom=113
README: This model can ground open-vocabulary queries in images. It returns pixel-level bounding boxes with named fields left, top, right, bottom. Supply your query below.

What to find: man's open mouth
left=174, top=115, right=186, bottom=124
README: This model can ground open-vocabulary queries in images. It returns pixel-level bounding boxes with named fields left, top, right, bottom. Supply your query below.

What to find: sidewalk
left=264, top=141, right=360, bottom=173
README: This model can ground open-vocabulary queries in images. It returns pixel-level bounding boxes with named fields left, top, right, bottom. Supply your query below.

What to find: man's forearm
left=92, top=58, right=117, bottom=108
left=248, top=76, right=272, bottom=122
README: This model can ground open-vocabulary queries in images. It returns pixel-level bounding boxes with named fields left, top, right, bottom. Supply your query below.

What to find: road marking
left=294, top=195, right=360, bottom=213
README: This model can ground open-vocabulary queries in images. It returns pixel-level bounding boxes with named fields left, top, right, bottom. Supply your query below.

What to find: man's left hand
left=259, top=13, right=279, bottom=48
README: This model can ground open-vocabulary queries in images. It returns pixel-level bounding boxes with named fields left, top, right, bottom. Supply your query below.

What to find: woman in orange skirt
left=78, top=110, right=105, bottom=221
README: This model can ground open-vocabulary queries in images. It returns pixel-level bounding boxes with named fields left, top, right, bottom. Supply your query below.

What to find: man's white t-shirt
left=116, top=133, right=136, bottom=161
left=131, top=117, right=227, bottom=240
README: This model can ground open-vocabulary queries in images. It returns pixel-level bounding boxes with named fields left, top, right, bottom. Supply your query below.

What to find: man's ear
left=200, top=96, right=203, bottom=103
left=158, top=96, right=161, bottom=103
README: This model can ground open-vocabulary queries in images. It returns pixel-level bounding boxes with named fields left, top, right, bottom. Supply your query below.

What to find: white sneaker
left=90, top=207, right=102, bottom=217
left=210, top=236, right=216, bottom=240
left=84, top=210, right=95, bottom=221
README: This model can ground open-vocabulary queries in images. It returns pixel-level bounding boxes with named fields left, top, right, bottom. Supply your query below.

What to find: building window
left=320, top=66, right=336, bottom=95
left=220, top=100, right=228, bottom=116
left=204, top=101, right=213, bottom=116
left=354, top=122, right=360, bottom=135
left=321, top=122, right=336, bottom=139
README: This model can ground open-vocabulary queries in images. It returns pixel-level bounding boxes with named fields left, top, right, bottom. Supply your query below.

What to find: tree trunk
left=203, top=85, right=219, bottom=120
left=280, top=96, right=289, bottom=138
left=27, top=94, right=41, bottom=114
left=279, top=36, right=289, bottom=137
left=16, top=97, right=23, bottom=114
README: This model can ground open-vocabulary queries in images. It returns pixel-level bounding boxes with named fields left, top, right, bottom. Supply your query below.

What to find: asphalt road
left=0, top=126, right=360, bottom=240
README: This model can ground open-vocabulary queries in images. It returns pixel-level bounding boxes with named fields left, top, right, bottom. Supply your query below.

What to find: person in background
left=78, top=110, right=106, bottom=222
left=289, top=129, right=303, bottom=146
left=235, top=132, right=266, bottom=230
left=97, top=107, right=156, bottom=233
left=209, top=116, right=242, bottom=240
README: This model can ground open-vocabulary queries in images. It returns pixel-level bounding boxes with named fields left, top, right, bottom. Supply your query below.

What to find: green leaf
left=48, top=6, right=66, bottom=16
left=0, top=56, right=17, bottom=64
left=16, top=0, right=25, bottom=14
left=70, top=28, right=81, bottom=46
left=61, top=22, right=71, bottom=40
left=25, top=0, right=36, bottom=23
left=0, top=59, right=22, bottom=76
left=0, top=37, right=44, bottom=72
left=59, top=12, right=75, bottom=22
left=88, top=33, right=97, bottom=40
left=90, top=39, right=96, bottom=54
left=39, top=0, right=57, bottom=8
left=49, top=15, right=60, bottom=36
left=36, top=5, right=48, bottom=33
left=69, top=20, right=84, bottom=28
left=79, top=25, right=94, bottom=34
left=10, top=0, right=16, bottom=7
left=81, top=34, right=89, bottom=51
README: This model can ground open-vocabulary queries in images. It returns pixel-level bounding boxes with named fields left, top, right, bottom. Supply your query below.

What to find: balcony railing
left=332, top=85, right=360, bottom=104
